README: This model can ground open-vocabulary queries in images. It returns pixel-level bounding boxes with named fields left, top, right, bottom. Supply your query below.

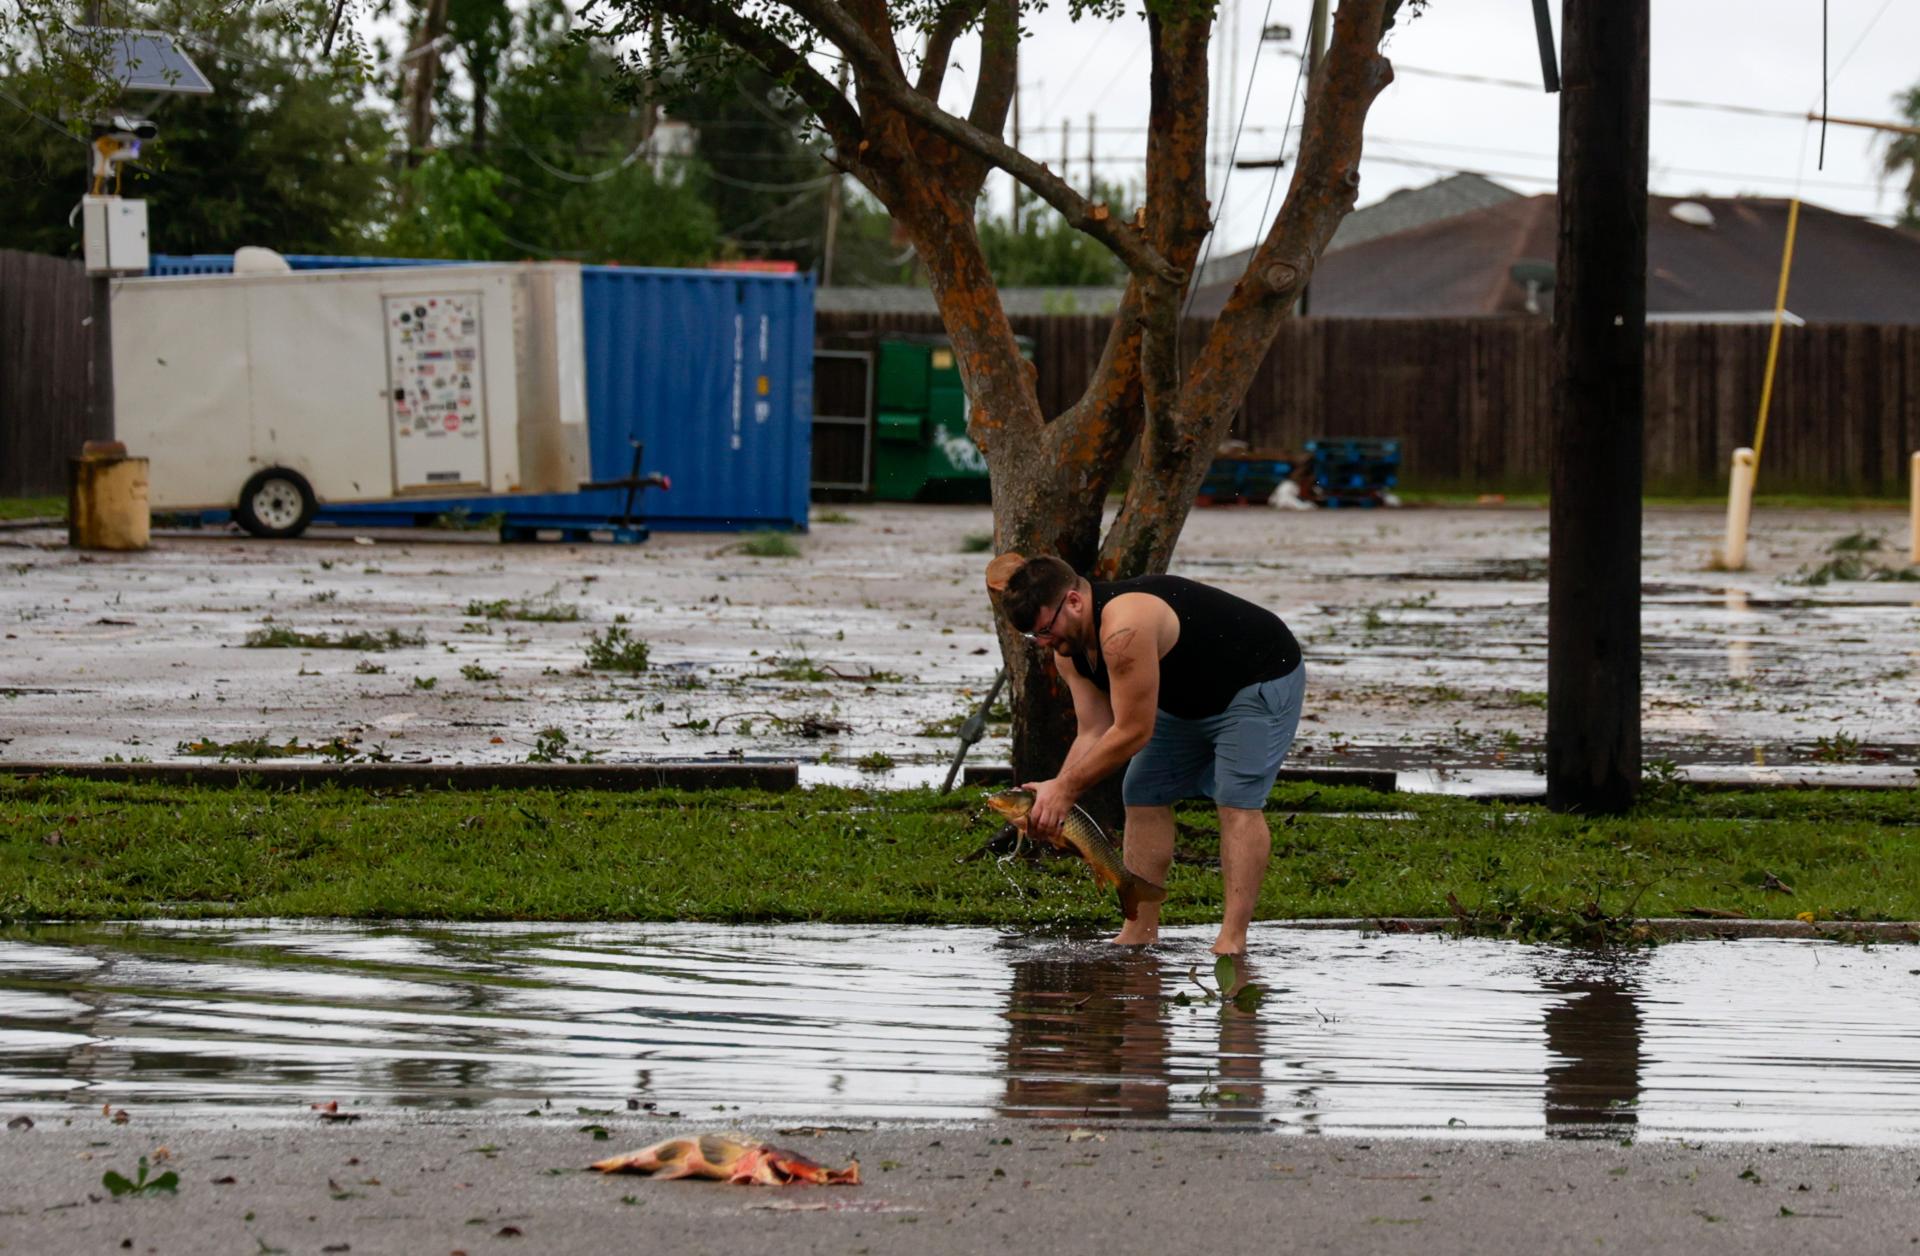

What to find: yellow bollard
left=1721, top=447, right=1756, bottom=570
left=1911, top=451, right=1919, bottom=566
left=68, top=440, right=150, bottom=552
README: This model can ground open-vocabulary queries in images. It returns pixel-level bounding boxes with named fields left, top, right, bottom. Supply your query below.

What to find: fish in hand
left=984, top=788, right=1168, bottom=920
left=592, top=1133, right=860, bottom=1185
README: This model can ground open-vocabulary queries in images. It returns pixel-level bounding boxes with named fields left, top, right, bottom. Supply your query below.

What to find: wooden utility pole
left=819, top=60, right=849, bottom=287
left=1010, top=52, right=1022, bottom=231
left=1296, top=0, right=1328, bottom=316
left=1086, top=112, right=1096, bottom=197
left=1547, top=0, right=1649, bottom=814
left=1805, top=112, right=1920, bottom=138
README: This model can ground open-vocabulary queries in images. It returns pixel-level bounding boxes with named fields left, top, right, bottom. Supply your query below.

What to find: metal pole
left=1547, top=0, right=1649, bottom=815
left=1530, top=0, right=1561, bottom=93
left=941, top=669, right=1008, bottom=794
left=84, top=0, right=113, bottom=443
left=86, top=276, right=114, bottom=443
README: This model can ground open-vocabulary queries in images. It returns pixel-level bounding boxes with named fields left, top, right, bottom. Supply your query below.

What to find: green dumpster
left=871, top=338, right=990, bottom=502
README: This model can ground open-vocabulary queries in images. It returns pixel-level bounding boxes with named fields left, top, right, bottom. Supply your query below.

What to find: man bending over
left=994, top=555, right=1306, bottom=955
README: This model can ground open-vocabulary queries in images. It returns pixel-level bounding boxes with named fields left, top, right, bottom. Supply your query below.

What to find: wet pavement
left=4, top=921, right=1919, bottom=1145
left=1, top=503, right=1916, bottom=783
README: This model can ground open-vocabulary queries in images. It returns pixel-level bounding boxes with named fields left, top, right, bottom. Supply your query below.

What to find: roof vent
left=1669, top=201, right=1716, bottom=229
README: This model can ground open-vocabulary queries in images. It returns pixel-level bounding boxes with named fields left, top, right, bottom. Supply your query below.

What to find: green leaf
left=1213, top=955, right=1237, bottom=993
left=147, top=1170, right=179, bottom=1193
left=102, top=1170, right=135, bottom=1196
left=1231, top=983, right=1265, bottom=1014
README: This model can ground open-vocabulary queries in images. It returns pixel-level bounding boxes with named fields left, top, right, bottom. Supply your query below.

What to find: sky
left=923, top=0, right=1919, bottom=256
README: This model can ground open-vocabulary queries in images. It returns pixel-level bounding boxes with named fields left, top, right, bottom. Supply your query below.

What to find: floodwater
left=3, top=922, right=1918, bottom=1143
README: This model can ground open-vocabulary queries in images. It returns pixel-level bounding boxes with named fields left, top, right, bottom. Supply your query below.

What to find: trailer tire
left=235, top=468, right=317, bottom=539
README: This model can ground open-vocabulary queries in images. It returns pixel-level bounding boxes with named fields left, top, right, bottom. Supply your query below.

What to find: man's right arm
left=1056, top=654, right=1114, bottom=778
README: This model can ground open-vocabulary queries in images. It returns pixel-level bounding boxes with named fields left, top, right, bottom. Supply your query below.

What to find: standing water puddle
left=2, top=922, right=1918, bottom=1142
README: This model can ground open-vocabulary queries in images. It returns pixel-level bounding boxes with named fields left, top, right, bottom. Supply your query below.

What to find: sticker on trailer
left=385, top=292, right=488, bottom=491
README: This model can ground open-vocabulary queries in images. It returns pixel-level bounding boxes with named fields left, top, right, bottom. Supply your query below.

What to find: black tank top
left=1068, top=574, right=1301, bottom=719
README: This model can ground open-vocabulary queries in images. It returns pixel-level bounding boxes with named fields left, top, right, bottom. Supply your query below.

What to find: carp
left=592, top=1133, right=860, bottom=1186
left=984, top=788, right=1168, bottom=921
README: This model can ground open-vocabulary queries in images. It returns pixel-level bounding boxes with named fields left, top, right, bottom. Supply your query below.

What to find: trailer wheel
left=235, top=468, right=317, bottom=539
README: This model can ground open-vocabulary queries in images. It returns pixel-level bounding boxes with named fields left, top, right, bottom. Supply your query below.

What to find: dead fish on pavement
left=592, top=1133, right=860, bottom=1186
left=984, top=788, right=1168, bottom=921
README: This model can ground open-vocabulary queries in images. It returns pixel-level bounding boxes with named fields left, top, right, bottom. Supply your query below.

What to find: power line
left=1355, top=148, right=1889, bottom=196
left=0, top=84, right=89, bottom=148
left=1181, top=0, right=1280, bottom=319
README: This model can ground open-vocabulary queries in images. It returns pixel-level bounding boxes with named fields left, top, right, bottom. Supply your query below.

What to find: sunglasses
left=1021, top=589, right=1071, bottom=644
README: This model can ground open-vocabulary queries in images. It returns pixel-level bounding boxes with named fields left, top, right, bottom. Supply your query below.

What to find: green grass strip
left=1, top=776, right=1915, bottom=933
left=0, top=496, right=64, bottom=521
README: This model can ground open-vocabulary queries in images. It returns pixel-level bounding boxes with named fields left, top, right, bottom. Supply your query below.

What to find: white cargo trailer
left=111, top=262, right=590, bottom=537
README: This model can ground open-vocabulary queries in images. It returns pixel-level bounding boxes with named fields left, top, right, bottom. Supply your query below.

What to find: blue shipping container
left=146, top=256, right=815, bottom=533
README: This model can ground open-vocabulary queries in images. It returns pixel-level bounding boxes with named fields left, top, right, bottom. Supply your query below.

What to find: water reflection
left=1002, top=948, right=1172, bottom=1120
left=999, top=947, right=1267, bottom=1123
left=1538, top=954, right=1645, bottom=1138
left=4, top=925, right=1920, bottom=1142
left=1723, top=587, right=1753, bottom=681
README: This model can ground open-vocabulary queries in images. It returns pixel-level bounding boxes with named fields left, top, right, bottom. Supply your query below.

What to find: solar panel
left=83, top=29, right=213, bottom=96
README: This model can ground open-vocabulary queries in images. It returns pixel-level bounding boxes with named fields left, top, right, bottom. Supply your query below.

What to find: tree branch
left=964, top=0, right=1017, bottom=146
left=915, top=0, right=982, bottom=100
left=1132, top=9, right=1213, bottom=481
left=649, top=0, right=864, bottom=146
left=782, top=0, right=1182, bottom=284
left=1044, top=282, right=1148, bottom=572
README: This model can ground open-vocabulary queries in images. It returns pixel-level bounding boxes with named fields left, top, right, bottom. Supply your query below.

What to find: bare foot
left=1109, top=923, right=1158, bottom=947
left=1210, top=935, right=1247, bottom=957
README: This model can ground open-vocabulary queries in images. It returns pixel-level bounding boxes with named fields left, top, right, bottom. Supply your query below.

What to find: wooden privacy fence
left=0, top=251, right=90, bottom=497
left=818, top=311, right=1920, bottom=494
left=2, top=257, right=1914, bottom=499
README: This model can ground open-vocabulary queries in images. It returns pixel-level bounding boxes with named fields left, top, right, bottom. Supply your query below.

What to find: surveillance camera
left=111, top=115, right=158, bottom=140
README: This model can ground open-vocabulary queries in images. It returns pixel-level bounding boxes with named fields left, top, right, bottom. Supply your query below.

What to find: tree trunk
left=471, top=59, right=489, bottom=155
left=404, top=0, right=449, bottom=167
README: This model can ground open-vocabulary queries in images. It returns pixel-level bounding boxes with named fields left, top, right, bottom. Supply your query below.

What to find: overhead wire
left=1253, top=12, right=1312, bottom=261
left=0, top=83, right=89, bottom=148
left=1178, top=0, right=1281, bottom=321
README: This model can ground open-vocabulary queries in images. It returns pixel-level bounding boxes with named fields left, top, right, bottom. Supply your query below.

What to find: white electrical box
left=82, top=196, right=149, bottom=275
left=110, top=263, right=590, bottom=523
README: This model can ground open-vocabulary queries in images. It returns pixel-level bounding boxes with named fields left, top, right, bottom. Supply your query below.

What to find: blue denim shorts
left=1121, top=665, right=1307, bottom=810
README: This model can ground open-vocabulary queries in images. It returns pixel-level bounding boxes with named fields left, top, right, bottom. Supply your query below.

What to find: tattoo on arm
left=1102, top=625, right=1138, bottom=675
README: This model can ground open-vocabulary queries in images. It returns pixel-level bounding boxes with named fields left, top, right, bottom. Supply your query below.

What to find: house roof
left=1194, top=172, right=1522, bottom=290
left=1190, top=194, right=1920, bottom=322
